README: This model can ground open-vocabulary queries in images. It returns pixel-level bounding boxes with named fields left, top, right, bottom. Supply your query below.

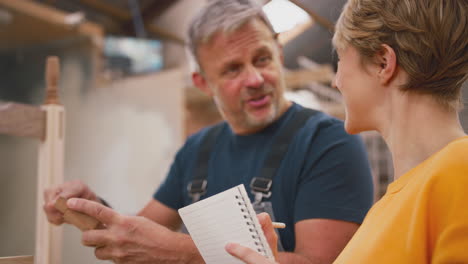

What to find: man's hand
left=43, top=180, right=100, bottom=225
left=67, top=198, right=201, bottom=264
left=226, top=213, right=279, bottom=264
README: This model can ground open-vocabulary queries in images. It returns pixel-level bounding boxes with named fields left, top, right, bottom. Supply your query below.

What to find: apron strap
left=189, top=108, right=319, bottom=203
left=187, top=123, right=224, bottom=203
left=251, top=108, right=318, bottom=203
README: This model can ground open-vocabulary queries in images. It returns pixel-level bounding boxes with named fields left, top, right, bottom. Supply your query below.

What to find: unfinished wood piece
left=0, top=103, right=45, bottom=139
left=285, top=66, right=335, bottom=89
left=0, top=256, right=34, bottom=264
left=55, top=197, right=100, bottom=231
left=289, top=0, right=335, bottom=32
left=75, top=0, right=184, bottom=44
left=278, top=20, right=313, bottom=45
left=0, top=0, right=103, bottom=39
left=45, top=56, right=60, bottom=105
left=35, top=56, right=66, bottom=264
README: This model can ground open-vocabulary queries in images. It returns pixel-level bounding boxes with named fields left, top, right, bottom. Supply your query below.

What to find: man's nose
left=243, top=66, right=264, bottom=88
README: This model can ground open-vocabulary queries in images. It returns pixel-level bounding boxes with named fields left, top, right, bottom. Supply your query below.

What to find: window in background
left=104, top=37, right=163, bottom=77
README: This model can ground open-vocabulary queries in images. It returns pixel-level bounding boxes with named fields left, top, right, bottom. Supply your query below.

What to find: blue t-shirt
left=154, top=103, right=374, bottom=251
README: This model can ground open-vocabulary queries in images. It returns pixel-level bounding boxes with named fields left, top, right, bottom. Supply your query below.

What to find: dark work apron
left=183, top=108, right=319, bottom=252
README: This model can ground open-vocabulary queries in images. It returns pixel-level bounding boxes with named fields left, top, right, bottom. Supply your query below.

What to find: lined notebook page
left=179, top=184, right=273, bottom=264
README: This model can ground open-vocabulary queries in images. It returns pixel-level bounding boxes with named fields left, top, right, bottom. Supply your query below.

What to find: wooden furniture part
left=35, top=56, right=66, bottom=264
left=0, top=56, right=65, bottom=264
left=284, top=65, right=335, bottom=89
left=55, top=197, right=100, bottom=231
left=0, top=103, right=46, bottom=139
left=0, top=256, right=34, bottom=264
left=0, top=0, right=103, bottom=49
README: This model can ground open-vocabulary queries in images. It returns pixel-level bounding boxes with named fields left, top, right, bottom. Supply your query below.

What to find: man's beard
left=213, top=86, right=279, bottom=130
left=244, top=100, right=277, bottom=127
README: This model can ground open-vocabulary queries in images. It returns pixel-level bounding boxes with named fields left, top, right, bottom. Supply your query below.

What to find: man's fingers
left=225, top=243, right=276, bottom=264
left=43, top=203, right=64, bottom=225
left=82, top=229, right=111, bottom=247
left=94, top=245, right=113, bottom=260
left=44, top=186, right=61, bottom=202
left=59, top=180, right=87, bottom=199
left=43, top=197, right=64, bottom=225
left=67, top=198, right=118, bottom=225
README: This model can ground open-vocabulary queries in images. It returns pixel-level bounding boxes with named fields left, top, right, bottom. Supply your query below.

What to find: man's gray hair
left=187, top=0, right=275, bottom=71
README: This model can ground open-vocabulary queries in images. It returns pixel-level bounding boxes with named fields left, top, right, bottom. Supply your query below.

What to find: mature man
left=44, top=0, right=373, bottom=263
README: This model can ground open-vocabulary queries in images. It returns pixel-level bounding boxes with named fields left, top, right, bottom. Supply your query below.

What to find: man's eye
left=222, top=65, right=240, bottom=77
left=255, top=56, right=272, bottom=66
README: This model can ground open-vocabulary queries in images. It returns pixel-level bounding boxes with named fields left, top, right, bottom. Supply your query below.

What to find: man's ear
left=192, top=72, right=213, bottom=96
left=376, top=44, right=397, bottom=85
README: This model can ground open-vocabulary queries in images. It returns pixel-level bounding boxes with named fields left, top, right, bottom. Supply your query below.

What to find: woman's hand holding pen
left=226, top=212, right=280, bottom=264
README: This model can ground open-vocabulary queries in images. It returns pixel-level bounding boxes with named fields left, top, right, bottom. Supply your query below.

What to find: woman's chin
left=344, top=119, right=365, bottom=135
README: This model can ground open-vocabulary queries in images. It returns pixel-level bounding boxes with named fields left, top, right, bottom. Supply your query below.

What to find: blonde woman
left=226, top=0, right=468, bottom=263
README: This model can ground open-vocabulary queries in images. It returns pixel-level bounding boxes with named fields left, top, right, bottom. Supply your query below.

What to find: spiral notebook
left=178, top=184, right=274, bottom=264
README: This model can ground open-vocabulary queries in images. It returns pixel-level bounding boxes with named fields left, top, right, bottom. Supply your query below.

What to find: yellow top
left=334, top=136, right=468, bottom=263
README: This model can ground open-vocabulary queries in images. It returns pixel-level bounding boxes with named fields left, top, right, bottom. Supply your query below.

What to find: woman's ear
left=376, top=44, right=397, bottom=85
left=192, top=72, right=213, bottom=96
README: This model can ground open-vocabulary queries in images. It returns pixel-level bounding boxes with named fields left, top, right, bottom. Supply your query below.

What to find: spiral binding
left=235, top=194, right=268, bottom=255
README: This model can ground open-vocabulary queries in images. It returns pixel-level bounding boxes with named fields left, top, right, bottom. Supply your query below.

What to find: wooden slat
left=140, top=0, right=177, bottom=24
left=285, top=66, right=335, bottom=88
left=278, top=20, right=313, bottom=45
left=289, top=0, right=335, bottom=32
left=146, top=24, right=185, bottom=45
left=0, top=256, right=34, bottom=264
left=0, top=102, right=45, bottom=139
left=78, top=0, right=131, bottom=21
left=35, top=104, right=65, bottom=264
left=35, top=56, right=66, bottom=264
left=0, top=0, right=103, bottom=38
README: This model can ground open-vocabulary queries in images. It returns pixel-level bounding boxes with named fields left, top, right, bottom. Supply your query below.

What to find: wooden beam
left=285, top=66, right=335, bottom=88
left=74, top=0, right=183, bottom=44
left=289, top=0, right=335, bottom=33
left=0, top=0, right=103, bottom=38
left=0, top=256, right=34, bottom=264
left=78, top=0, right=131, bottom=21
left=120, top=0, right=179, bottom=40
left=147, top=24, right=185, bottom=45
left=278, top=20, right=313, bottom=45
left=139, top=0, right=177, bottom=26
left=0, top=103, right=45, bottom=139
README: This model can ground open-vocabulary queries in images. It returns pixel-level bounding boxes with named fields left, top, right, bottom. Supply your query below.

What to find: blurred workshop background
left=0, top=0, right=466, bottom=263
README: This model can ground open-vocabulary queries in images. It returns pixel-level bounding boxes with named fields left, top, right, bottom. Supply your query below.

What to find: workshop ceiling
left=0, top=0, right=346, bottom=67
left=37, top=0, right=182, bottom=42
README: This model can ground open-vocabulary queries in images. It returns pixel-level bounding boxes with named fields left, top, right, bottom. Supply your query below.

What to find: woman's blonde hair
left=333, top=0, right=468, bottom=110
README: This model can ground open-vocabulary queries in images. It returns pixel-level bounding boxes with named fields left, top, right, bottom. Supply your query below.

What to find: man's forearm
left=171, top=232, right=205, bottom=264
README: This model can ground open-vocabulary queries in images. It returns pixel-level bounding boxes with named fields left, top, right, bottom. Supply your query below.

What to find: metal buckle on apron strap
left=250, top=177, right=272, bottom=204
left=187, top=179, right=207, bottom=202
